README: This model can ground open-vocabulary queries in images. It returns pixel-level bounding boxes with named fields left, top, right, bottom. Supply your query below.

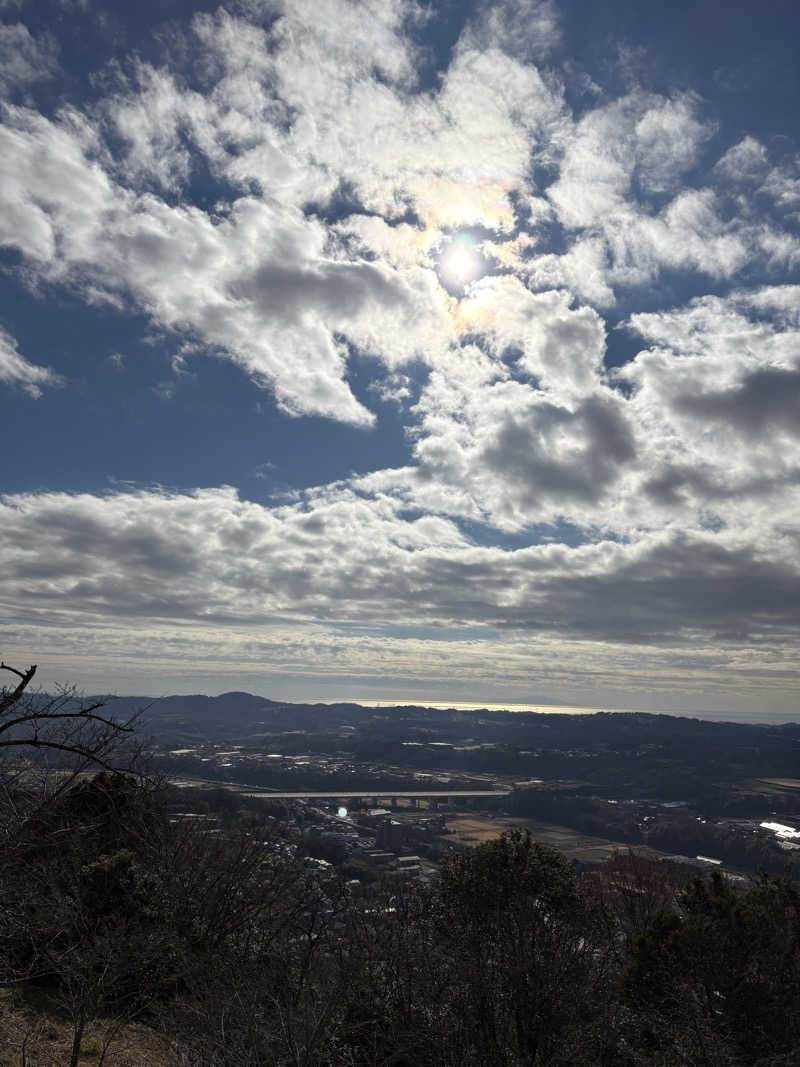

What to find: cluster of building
left=298, top=802, right=453, bottom=879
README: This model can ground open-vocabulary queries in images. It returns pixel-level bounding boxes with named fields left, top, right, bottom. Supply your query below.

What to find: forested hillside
left=2, top=771, right=799, bottom=1067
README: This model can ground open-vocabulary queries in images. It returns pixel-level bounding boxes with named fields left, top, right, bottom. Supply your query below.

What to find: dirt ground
left=440, top=814, right=663, bottom=865
left=758, top=777, right=800, bottom=790
left=0, top=988, right=175, bottom=1067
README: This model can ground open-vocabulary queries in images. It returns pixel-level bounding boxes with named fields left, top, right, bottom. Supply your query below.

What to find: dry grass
left=0, top=989, right=176, bottom=1067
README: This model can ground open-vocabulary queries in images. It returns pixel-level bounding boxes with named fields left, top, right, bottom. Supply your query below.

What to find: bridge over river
left=240, top=788, right=511, bottom=809
left=170, top=777, right=511, bottom=809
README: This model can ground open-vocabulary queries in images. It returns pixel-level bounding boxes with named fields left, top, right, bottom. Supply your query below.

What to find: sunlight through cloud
left=438, top=234, right=486, bottom=292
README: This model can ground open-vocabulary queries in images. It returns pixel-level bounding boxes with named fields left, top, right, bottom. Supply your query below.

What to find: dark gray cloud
left=503, top=535, right=800, bottom=644
left=675, top=364, right=800, bottom=439
left=643, top=463, right=800, bottom=508
left=481, top=393, right=636, bottom=507
left=231, top=258, right=408, bottom=321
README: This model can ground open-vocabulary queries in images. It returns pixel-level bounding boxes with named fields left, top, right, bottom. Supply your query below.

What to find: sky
left=1, top=0, right=799, bottom=721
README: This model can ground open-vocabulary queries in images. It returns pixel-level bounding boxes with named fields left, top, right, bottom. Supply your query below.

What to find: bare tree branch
left=0, top=662, right=37, bottom=714
left=0, top=661, right=145, bottom=787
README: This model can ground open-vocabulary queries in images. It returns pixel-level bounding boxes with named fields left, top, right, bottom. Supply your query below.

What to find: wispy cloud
left=0, top=327, right=62, bottom=397
left=0, top=21, right=58, bottom=94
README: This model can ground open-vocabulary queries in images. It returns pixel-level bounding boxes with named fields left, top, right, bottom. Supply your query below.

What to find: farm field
left=441, top=814, right=665, bottom=865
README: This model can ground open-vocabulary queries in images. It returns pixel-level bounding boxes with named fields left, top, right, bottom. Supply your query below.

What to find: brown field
left=441, top=814, right=664, bottom=865
left=758, top=777, right=800, bottom=790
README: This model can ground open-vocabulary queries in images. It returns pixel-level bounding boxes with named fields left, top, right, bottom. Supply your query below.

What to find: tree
left=591, top=850, right=682, bottom=961
left=0, top=661, right=143, bottom=807
left=0, top=773, right=175, bottom=1066
left=623, top=871, right=800, bottom=1066
left=160, top=824, right=354, bottom=1066
left=0, top=662, right=153, bottom=1063
left=430, top=830, right=617, bottom=1066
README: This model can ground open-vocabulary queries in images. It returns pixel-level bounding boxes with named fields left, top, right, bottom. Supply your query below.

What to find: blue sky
left=1, top=0, right=799, bottom=720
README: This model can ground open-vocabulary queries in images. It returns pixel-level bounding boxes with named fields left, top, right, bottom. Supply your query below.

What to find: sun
left=437, top=234, right=484, bottom=291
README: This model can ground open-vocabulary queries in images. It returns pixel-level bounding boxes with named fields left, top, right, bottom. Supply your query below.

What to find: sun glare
left=438, top=235, right=484, bottom=290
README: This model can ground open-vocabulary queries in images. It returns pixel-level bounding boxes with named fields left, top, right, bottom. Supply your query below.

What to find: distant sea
left=327, top=699, right=799, bottom=724
left=344, top=699, right=607, bottom=715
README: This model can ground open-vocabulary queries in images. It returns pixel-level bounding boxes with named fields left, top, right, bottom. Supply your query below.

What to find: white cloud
left=743, top=284, right=800, bottom=325
left=713, top=139, right=800, bottom=219
left=335, top=215, right=426, bottom=270
left=0, top=104, right=454, bottom=422
left=714, top=136, right=769, bottom=183
left=633, top=94, right=715, bottom=193
left=352, top=343, right=636, bottom=533
left=1, top=3, right=562, bottom=421
left=614, top=289, right=800, bottom=532
left=0, top=104, right=113, bottom=263
left=526, top=238, right=615, bottom=307
left=2, top=2, right=789, bottom=425
left=200, top=2, right=565, bottom=229
left=535, top=92, right=791, bottom=299
left=353, top=282, right=800, bottom=551
left=103, top=63, right=208, bottom=194
left=457, top=0, right=562, bottom=62
left=547, top=92, right=715, bottom=228
left=459, top=276, right=607, bottom=401
left=368, top=372, right=413, bottom=406
left=0, top=327, right=62, bottom=396
left=621, top=189, right=748, bottom=279
left=761, top=157, right=800, bottom=210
